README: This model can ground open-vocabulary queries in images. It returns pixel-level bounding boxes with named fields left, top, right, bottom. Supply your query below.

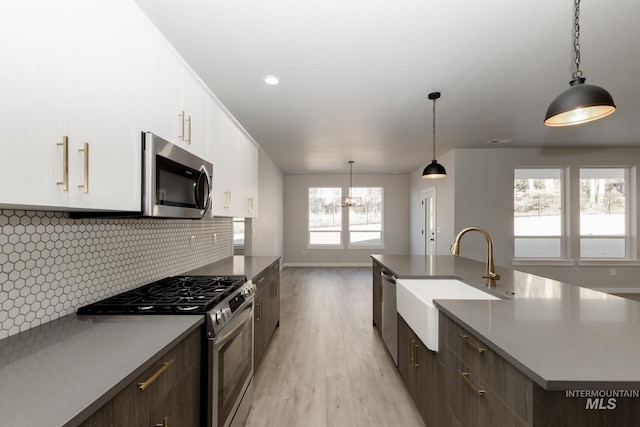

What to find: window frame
left=513, top=167, right=568, bottom=262
left=578, top=167, right=632, bottom=261
left=307, top=186, right=385, bottom=250
left=307, top=187, right=343, bottom=248
left=347, top=186, right=384, bottom=249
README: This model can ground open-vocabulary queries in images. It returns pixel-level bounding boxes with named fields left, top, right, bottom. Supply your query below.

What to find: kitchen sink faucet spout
left=450, top=226, right=501, bottom=287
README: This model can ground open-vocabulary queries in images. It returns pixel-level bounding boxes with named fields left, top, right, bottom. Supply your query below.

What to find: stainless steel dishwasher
left=381, top=269, right=398, bottom=365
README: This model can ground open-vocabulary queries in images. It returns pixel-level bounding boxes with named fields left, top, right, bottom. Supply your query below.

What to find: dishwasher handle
left=381, top=270, right=397, bottom=284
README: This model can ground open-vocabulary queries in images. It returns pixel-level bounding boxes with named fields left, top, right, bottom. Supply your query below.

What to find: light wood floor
left=245, top=267, right=425, bottom=427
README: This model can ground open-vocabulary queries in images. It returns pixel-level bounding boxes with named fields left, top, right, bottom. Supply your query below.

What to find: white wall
left=284, top=174, right=409, bottom=266
left=410, top=147, right=640, bottom=290
left=409, top=150, right=456, bottom=255
left=247, top=149, right=284, bottom=258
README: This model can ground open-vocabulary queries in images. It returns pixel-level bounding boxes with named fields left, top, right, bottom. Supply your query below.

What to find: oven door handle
left=213, top=301, right=253, bottom=348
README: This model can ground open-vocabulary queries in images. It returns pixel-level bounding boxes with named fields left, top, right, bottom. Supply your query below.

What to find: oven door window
left=156, top=155, right=207, bottom=209
left=217, top=314, right=252, bottom=426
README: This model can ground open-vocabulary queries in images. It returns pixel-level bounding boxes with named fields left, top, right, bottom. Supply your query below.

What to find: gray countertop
left=371, top=254, right=640, bottom=391
left=0, top=255, right=280, bottom=426
left=0, top=314, right=203, bottom=427
left=186, top=255, right=280, bottom=279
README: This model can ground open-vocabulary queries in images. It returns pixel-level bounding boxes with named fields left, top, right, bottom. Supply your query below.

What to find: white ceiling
left=134, top=0, right=640, bottom=174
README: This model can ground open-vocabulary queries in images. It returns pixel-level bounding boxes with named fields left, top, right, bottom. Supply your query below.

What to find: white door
left=421, top=188, right=436, bottom=255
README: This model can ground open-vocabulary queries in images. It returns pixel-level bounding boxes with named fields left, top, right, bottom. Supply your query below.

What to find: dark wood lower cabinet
left=398, top=314, right=444, bottom=426
left=372, top=261, right=382, bottom=330
left=253, top=260, right=280, bottom=370
left=80, top=327, right=202, bottom=427
left=439, top=312, right=640, bottom=427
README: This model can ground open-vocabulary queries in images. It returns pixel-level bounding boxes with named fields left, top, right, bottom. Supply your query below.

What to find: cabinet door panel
left=141, top=20, right=183, bottom=146
left=68, top=0, right=141, bottom=210
left=208, top=96, right=229, bottom=216
left=0, top=0, right=70, bottom=208
left=181, top=68, right=209, bottom=159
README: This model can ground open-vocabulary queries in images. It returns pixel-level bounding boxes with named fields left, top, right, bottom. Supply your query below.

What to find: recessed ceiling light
left=263, top=75, right=279, bottom=85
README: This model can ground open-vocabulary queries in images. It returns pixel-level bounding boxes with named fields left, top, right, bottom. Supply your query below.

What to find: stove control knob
left=215, top=310, right=227, bottom=324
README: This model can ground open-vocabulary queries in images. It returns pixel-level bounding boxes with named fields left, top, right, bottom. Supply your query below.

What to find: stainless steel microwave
left=143, top=132, right=212, bottom=218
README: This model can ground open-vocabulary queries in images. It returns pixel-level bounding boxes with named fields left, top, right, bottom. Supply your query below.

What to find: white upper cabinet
left=208, top=101, right=259, bottom=218
left=68, top=0, right=142, bottom=211
left=208, top=96, right=229, bottom=216
left=141, top=22, right=183, bottom=149
left=0, top=0, right=71, bottom=208
left=180, top=68, right=209, bottom=159
left=141, top=21, right=208, bottom=159
left=0, top=0, right=142, bottom=211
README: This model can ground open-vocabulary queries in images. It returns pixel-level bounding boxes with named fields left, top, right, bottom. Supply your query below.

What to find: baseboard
left=282, top=262, right=371, bottom=268
left=591, top=287, right=640, bottom=294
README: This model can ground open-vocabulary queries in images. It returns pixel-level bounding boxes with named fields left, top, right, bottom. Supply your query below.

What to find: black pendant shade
left=422, top=91, right=446, bottom=179
left=544, top=0, right=615, bottom=127
left=544, top=77, right=616, bottom=127
left=422, top=159, right=447, bottom=179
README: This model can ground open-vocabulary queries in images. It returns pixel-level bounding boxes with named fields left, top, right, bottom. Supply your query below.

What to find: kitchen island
left=372, top=254, right=640, bottom=426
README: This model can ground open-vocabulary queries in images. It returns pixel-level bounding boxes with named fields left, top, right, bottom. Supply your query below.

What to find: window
left=233, top=217, right=245, bottom=255
left=348, top=187, right=383, bottom=246
left=308, top=188, right=342, bottom=246
left=308, top=186, right=384, bottom=248
left=579, top=168, right=628, bottom=259
left=514, top=168, right=564, bottom=258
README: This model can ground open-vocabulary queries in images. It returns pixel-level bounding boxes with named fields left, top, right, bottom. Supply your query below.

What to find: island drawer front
left=441, top=344, right=528, bottom=427
left=440, top=313, right=533, bottom=425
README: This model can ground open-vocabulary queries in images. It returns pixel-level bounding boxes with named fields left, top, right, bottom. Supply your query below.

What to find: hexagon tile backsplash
left=0, top=210, right=233, bottom=339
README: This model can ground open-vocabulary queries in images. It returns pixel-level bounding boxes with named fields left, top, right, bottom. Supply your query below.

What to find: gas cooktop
left=77, top=275, right=247, bottom=315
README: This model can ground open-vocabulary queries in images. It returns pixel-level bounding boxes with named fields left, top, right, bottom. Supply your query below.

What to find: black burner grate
left=77, top=275, right=246, bottom=315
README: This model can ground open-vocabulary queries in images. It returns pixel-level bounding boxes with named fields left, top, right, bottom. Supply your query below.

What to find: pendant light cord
left=432, top=96, right=437, bottom=161
left=573, top=0, right=582, bottom=80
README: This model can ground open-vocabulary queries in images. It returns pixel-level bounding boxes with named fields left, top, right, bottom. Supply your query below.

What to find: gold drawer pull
left=459, top=370, right=485, bottom=397
left=156, top=416, right=168, bottom=427
left=255, top=276, right=265, bottom=284
left=272, top=263, right=279, bottom=270
left=138, top=359, right=174, bottom=391
left=458, top=333, right=485, bottom=356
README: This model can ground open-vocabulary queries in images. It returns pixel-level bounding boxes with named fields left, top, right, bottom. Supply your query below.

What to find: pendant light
left=341, top=161, right=362, bottom=207
left=422, top=91, right=447, bottom=179
left=544, top=0, right=615, bottom=127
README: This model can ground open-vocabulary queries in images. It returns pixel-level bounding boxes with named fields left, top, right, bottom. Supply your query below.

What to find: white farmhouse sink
left=396, top=279, right=500, bottom=352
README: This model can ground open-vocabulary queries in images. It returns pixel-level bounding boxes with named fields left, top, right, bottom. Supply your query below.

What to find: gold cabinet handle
left=179, top=110, right=185, bottom=141
left=224, top=190, right=232, bottom=210
left=459, top=370, right=485, bottom=397
left=78, top=142, right=89, bottom=193
left=247, top=197, right=253, bottom=213
left=56, top=136, right=69, bottom=191
left=255, top=276, right=265, bottom=284
left=186, top=114, right=191, bottom=144
left=408, top=338, right=419, bottom=367
left=272, top=263, right=279, bottom=270
left=138, top=359, right=174, bottom=391
left=156, top=416, right=168, bottom=427
left=458, top=333, right=485, bottom=356
left=271, top=280, right=278, bottom=297
left=256, top=300, right=263, bottom=322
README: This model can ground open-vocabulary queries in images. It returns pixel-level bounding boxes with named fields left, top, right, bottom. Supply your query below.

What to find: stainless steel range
left=77, top=275, right=256, bottom=427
